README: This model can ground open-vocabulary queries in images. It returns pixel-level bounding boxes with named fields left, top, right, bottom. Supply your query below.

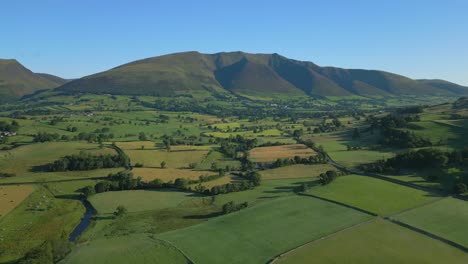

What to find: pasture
left=276, top=220, right=468, bottom=264
left=132, top=168, right=216, bottom=182
left=89, top=189, right=199, bottom=214
left=62, top=234, right=190, bottom=264
left=122, top=147, right=209, bottom=169
left=0, top=185, right=34, bottom=218
left=0, top=186, right=84, bottom=263
left=306, top=175, right=438, bottom=215
left=260, top=164, right=336, bottom=180
left=249, top=144, right=316, bottom=163
left=159, top=195, right=371, bottom=264
left=0, top=142, right=121, bottom=183
left=394, top=197, right=468, bottom=247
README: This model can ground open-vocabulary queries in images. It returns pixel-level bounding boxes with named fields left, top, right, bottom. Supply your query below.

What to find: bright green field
left=306, top=175, right=438, bottom=215
left=89, top=189, right=198, bottom=214
left=61, top=234, right=190, bottom=264
left=159, top=195, right=371, bottom=264
left=276, top=220, right=468, bottom=264
left=394, top=197, right=468, bottom=247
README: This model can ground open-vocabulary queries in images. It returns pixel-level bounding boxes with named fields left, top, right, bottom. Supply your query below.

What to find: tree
left=352, top=128, right=361, bottom=139
left=82, top=185, right=95, bottom=197
left=114, top=205, right=127, bottom=218
left=138, top=132, right=147, bottom=141
left=455, top=183, right=467, bottom=194
left=160, top=161, right=167, bottom=169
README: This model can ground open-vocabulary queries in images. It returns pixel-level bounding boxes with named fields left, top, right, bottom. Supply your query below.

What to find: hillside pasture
left=249, top=144, right=316, bottom=163
left=306, top=175, right=438, bottom=215
left=394, top=197, right=468, bottom=247
left=62, top=234, right=190, bottom=264
left=276, top=219, right=468, bottom=264
left=0, top=185, right=34, bottom=218
left=159, top=195, right=371, bottom=264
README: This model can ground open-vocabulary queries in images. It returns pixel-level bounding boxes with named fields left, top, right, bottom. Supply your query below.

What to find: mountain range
left=0, top=59, right=68, bottom=102
left=2, top=52, right=468, bottom=102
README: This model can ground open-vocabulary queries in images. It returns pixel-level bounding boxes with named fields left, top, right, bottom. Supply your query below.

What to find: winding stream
left=69, top=199, right=95, bottom=242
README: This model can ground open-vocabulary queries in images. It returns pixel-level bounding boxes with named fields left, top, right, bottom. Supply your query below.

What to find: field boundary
left=385, top=219, right=468, bottom=253
left=153, top=237, right=196, bottom=264
left=297, top=193, right=378, bottom=216
left=267, top=218, right=377, bottom=263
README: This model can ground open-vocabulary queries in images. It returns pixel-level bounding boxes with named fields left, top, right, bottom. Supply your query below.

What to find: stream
left=69, top=199, right=95, bottom=242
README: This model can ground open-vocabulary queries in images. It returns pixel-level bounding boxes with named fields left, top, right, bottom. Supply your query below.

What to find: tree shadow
left=183, top=211, right=223, bottom=219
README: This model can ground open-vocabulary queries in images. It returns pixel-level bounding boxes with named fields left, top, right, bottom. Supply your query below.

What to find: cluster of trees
left=359, top=148, right=468, bottom=193
left=222, top=201, right=248, bottom=214
left=313, top=118, right=343, bottom=133
left=219, top=135, right=258, bottom=159
left=318, top=170, right=341, bottom=185
left=83, top=172, right=143, bottom=197
left=0, top=120, right=19, bottom=132
left=381, top=129, right=433, bottom=148
left=48, top=151, right=129, bottom=171
left=33, top=132, right=61, bottom=142
left=272, top=154, right=326, bottom=168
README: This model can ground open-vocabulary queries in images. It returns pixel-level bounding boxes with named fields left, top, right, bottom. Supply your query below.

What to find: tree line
left=48, top=151, right=129, bottom=171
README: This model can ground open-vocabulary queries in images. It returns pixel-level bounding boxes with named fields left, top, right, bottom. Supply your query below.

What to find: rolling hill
left=25, top=52, right=468, bottom=100
left=0, top=59, right=68, bottom=102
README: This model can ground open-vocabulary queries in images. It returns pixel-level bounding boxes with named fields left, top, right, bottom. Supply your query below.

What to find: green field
left=260, top=164, right=336, bottom=180
left=89, top=189, right=198, bottom=214
left=394, top=197, right=468, bottom=247
left=276, top=220, right=468, bottom=264
left=159, top=195, right=371, bottom=264
left=0, top=186, right=84, bottom=262
left=306, top=175, right=438, bottom=215
left=62, top=234, right=190, bottom=264
left=0, top=142, right=121, bottom=183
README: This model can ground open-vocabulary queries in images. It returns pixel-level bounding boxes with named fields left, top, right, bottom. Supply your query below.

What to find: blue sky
left=2, top=0, right=468, bottom=85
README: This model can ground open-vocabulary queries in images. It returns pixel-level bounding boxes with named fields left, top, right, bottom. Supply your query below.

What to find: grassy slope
left=159, top=195, right=371, bottom=264
left=395, top=197, right=468, bottom=247
left=61, top=234, right=190, bottom=264
left=277, top=220, right=468, bottom=264
left=306, top=175, right=438, bottom=215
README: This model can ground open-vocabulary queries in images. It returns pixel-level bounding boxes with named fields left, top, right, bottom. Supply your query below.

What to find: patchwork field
left=132, top=167, right=216, bottom=182
left=0, top=142, right=121, bottom=183
left=249, top=144, right=316, bottom=163
left=306, top=175, right=438, bottom=215
left=0, top=185, right=34, bottom=218
left=62, top=234, right=190, bottom=264
left=159, top=195, right=371, bottom=264
left=260, top=164, right=336, bottom=180
left=123, top=148, right=209, bottom=169
left=276, top=220, right=468, bottom=264
left=89, top=189, right=199, bottom=214
left=394, top=197, right=468, bottom=247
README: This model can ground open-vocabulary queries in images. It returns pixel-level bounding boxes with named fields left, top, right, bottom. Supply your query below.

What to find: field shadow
left=30, top=164, right=50, bottom=172
left=183, top=211, right=223, bottom=219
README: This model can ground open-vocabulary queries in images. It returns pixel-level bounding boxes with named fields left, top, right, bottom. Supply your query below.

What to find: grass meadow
left=394, top=197, right=468, bottom=247
left=159, top=195, right=371, bottom=264
left=276, top=219, right=468, bottom=264
left=249, top=144, right=316, bottom=163
left=306, top=175, right=438, bottom=215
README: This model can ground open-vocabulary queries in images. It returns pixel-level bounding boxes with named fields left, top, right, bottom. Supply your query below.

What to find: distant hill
left=0, top=59, right=68, bottom=102
left=54, top=51, right=468, bottom=99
